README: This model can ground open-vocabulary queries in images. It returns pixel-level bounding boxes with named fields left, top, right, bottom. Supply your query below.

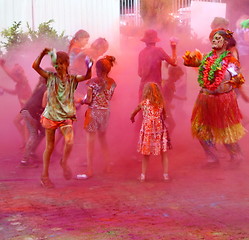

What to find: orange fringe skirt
left=191, top=90, right=245, bottom=144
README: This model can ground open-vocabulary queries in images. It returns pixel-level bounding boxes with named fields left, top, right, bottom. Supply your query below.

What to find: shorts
left=40, top=116, right=73, bottom=130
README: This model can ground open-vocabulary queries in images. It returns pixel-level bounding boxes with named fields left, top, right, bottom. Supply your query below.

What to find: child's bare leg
left=86, top=132, right=95, bottom=176
left=42, top=129, right=56, bottom=178
left=53, top=130, right=64, bottom=156
left=14, top=113, right=28, bottom=147
left=98, top=132, right=110, bottom=172
left=162, top=151, right=170, bottom=181
left=60, top=125, right=74, bottom=180
left=161, top=151, right=169, bottom=174
left=139, top=154, right=149, bottom=181
left=142, top=155, right=149, bottom=175
left=21, top=111, right=40, bottom=164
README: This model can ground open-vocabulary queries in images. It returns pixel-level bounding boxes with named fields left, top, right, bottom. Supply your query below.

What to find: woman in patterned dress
left=130, top=82, right=171, bottom=182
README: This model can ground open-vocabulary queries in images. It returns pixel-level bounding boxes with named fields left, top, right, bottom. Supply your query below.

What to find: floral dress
left=84, top=77, right=116, bottom=133
left=138, top=99, right=171, bottom=155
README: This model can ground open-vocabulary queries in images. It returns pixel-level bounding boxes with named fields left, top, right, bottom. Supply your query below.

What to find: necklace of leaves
left=198, top=50, right=230, bottom=90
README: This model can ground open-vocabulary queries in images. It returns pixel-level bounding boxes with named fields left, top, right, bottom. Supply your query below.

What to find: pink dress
left=138, top=99, right=171, bottom=155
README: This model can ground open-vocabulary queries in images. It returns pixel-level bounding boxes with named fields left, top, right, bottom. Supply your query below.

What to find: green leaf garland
left=198, top=50, right=229, bottom=88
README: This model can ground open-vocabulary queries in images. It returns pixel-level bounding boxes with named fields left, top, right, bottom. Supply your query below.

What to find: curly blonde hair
left=142, top=82, right=164, bottom=107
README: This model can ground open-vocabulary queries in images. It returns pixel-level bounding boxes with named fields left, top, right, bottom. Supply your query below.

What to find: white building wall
left=0, top=0, right=120, bottom=50
left=0, top=0, right=33, bottom=29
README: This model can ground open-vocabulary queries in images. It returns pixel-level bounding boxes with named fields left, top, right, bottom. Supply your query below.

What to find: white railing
left=120, top=0, right=224, bottom=27
left=120, top=0, right=142, bottom=27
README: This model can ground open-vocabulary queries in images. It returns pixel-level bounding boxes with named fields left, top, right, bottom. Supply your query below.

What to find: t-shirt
left=138, top=45, right=172, bottom=85
left=21, top=78, right=47, bottom=120
left=42, top=72, right=78, bottom=121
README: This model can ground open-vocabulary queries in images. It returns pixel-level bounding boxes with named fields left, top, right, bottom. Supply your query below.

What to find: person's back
left=140, top=99, right=163, bottom=120
left=87, top=76, right=116, bottom=110
left=139, top=45, right=167, bottom=85
left=22, top=77, right=47, bottom=120
left=0, top=62, right=32, bottom=107
left=76, top=55, right=116, bottom=180
left=15, top=80, right=32, bottom=107
left=20, top=77, right=47, bottom=166
left=130, top=82, right=171, bottom=182
left=138, top=29, right=177, bottom=99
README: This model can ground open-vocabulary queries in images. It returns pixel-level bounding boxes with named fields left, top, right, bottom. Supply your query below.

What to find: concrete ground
left=1, top=127, right=249, bottom=240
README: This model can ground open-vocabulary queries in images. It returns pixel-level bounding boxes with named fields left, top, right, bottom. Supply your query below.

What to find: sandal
left=20, top=160, right=38, bottom=168
left=138, top=173, right=145, bottom=182
left=163, top=173, right=171, bottom=182
left=41, top=177, right=54, bottom=188
left=76, top=173, right=92, bottom=180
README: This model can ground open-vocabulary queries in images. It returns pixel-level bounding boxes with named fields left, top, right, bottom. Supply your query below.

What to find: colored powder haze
left=0, top=1, right=249, bottom=180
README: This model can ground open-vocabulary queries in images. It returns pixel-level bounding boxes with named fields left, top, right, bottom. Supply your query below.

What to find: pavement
left=1, top=127, right=249, bottom=240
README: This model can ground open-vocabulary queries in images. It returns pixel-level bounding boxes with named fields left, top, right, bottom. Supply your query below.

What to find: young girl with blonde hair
left=130, top=82, right=171, bottom=182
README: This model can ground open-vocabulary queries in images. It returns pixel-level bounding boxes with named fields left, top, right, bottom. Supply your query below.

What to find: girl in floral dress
left=76, top=55, right=116, bottom=179
left=130, top=82, right=171, bottom=182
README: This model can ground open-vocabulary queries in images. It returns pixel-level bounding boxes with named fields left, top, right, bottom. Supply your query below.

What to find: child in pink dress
left=130, top=82, right=171, bottom=182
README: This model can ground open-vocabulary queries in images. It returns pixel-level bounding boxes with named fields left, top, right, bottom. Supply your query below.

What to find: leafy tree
left=0, top=21, right=30, bottom=51
left=0, top=19, right=68, bottom=53
left=27, top=19, right=67, bottom=42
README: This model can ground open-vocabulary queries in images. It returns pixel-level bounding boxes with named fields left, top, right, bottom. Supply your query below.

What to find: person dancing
left=32, top=48, right=92, bottom=188
left=183, top=29, right=246, bottom=168
left=76, top=55, right=116, bottom=179
left=130, top=82, right=172, bottom=182
left=0, top=60, right=32, bottom=148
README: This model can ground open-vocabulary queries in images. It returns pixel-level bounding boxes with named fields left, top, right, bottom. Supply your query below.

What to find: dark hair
left=211, top=17, right=229, bottom=30
left=91, top=38, right=109, bottom=52
left=96, top=55, right=116, bottom=74
left=210, top=29, right=236, bottom=50
left=74, top=29, right=90, bottom=40
left=215, top=29, right=236, bottom=49
left=56, top=51, right=69, bottom=66
left=209, top=27, right=225, bottom=41
left=68, top=29, right=90, bottom=53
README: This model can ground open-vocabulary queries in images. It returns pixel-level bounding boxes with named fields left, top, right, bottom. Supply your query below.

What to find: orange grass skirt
left=191, top=90, right=245, bottom=144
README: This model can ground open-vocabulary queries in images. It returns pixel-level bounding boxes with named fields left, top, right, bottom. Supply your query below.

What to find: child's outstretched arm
left=76, top=57, right=93, bottom=82
left=169, top=38, right=177, bottom=66
left=182, top=49, right=202, bottom=67
left=32, top=48, right=50, bottom=79
left=79, top=86, right=93, bottom=105
left=130, top=104, right=141, bottom=123
left=0, top=86, right=17, bottom=95
left=0, top=59, right=15, bottom=81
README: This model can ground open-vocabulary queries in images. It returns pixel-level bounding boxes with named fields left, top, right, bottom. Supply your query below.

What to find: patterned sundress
left=138, top=99, right=171, bottom=155
left=84, top=77, right=116, bottom=133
